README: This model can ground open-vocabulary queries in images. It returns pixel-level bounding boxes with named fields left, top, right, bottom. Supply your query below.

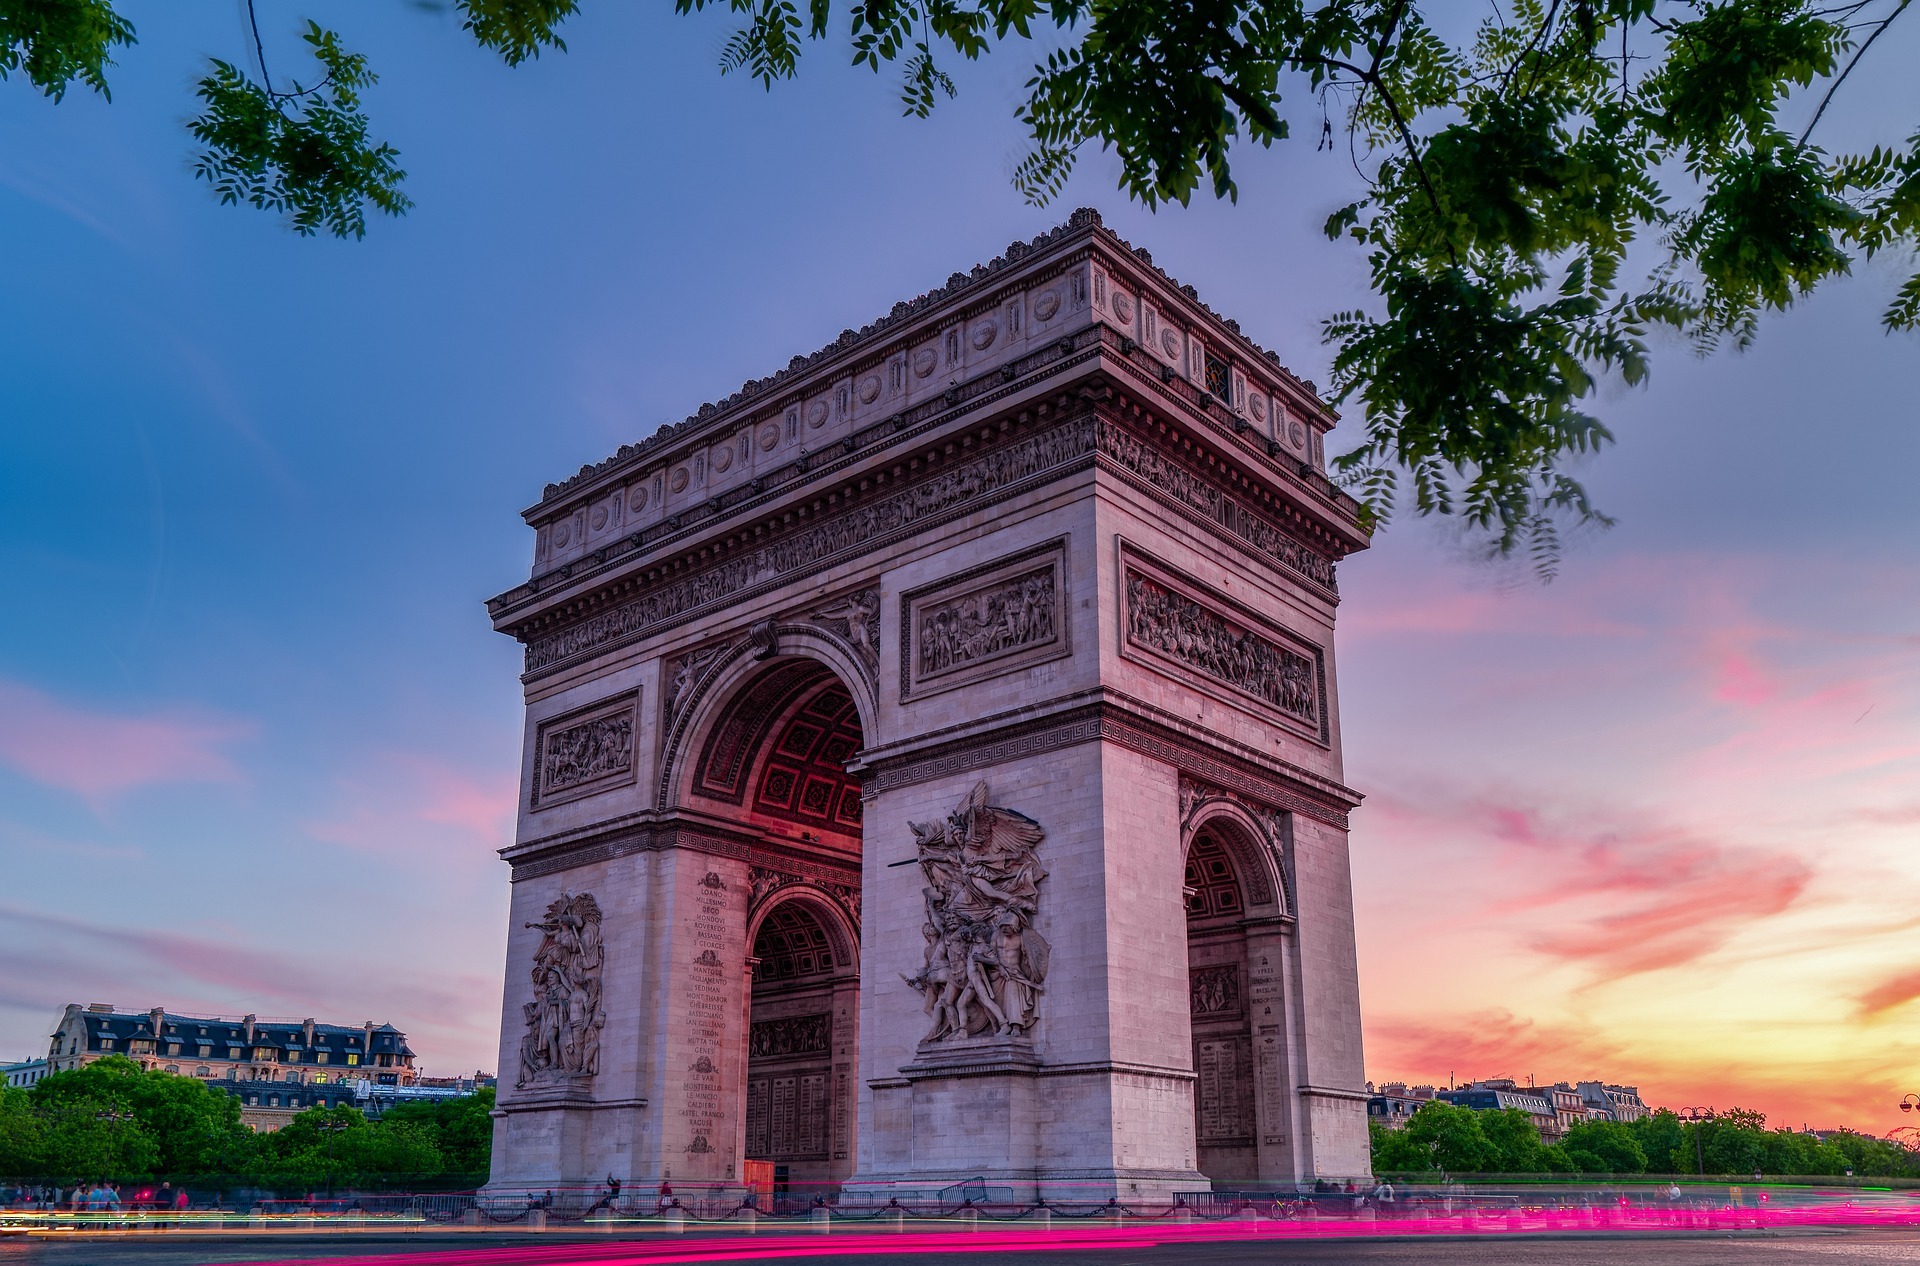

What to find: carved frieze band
left=859, top=700, right=1352, bottom=831
left=901, top=539, right=1069, bottom=701
left=517, top=412, right=1337, bottom=677
left=1121, top=544, right=1328, bottom=743
left=749, top=1013, right=832, bottom=1060
left=523, top=414, right=1099, bottom=673
left=531, top=692, right=639, bottom=809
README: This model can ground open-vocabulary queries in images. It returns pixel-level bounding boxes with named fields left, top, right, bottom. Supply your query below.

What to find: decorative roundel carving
left=970, top=319, right=998, bottom=351
left=1161, top=328, right=1181, bottom=358
left=806, top=399, right=829, bottom=428
left=1250, top=394, right=1267, bottom=422
left=711, top=444, right=734, bottom=474
left=857, top=374, right=881, bottom=404
left=1033, top=288, right=1061, bottom=322
left=589, top=505, right=608, bottom=531
left=912, top=347, right=938, bottom=378
left=669, top=466, right=690, bottom=494
left=553, top=521, right=571, bottom=548
left=758, top=423, right=780, bottom=451
left=629, top=483, right=649, bottom=513
left=1111, top=291, right=1135, bottom=323
left=1288, top=419, right=1306, bottom=450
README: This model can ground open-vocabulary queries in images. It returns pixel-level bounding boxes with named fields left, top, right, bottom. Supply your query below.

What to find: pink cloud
left=0, top=904, right=500, bottom=1068
left=304, top=752, right=515, bottom=858
left=1366, top=788, right=1812, bottom=980
left=1857, top=968, right=1920, bottom=1018
left=1367, top=1010, right=1622, bottom=1087
left=0, top=679, right=251, bottom=801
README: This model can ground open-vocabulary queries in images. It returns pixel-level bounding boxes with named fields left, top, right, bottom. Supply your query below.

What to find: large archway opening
left=683, top=653, right=866, bottom=1201
left=1185, top=824, right=1259, bottom=1183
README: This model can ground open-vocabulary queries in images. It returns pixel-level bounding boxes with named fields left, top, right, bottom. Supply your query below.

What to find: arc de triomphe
left=483, top=210, right=1371, bottom=1202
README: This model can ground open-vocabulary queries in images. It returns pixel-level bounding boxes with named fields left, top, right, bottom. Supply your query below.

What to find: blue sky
left=2, top=3, right=1917, bottom=1124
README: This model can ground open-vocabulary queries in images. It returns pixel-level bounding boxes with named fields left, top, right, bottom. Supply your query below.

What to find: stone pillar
left=1243, top=924, right=1301, bottom=1184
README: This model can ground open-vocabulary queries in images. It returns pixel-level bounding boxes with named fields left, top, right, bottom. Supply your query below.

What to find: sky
left=1, top=3, right=1916, bottom=1133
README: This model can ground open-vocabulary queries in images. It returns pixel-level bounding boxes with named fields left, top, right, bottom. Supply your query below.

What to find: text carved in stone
left=1125, top=571, right=1318, bottom=726
left=516, top=892, right=606, bottom=1087
left=902, top=782, right=1050, bottom=1042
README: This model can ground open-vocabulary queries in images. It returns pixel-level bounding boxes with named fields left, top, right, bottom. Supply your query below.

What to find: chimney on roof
left=243, top=1014, right=257, bottom=1045
left=86, top=1003, right=112, bottom=1013
left=150, top=1007, right=165, bottom=1036
left=303, top=1018, right=316, bottom=1045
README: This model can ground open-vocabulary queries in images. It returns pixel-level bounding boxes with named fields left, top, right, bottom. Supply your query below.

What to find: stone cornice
left=504, top=812, right=863, bottom=884
left=493, top=400, right=1359, bottom=682
left=526, top=208, right=1336, bottom=519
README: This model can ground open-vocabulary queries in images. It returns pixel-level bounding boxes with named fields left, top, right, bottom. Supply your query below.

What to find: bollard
left=959, top=1207, right=979, bottom=1232
left=249, top=1205, right=266, bottom=1231
left=528, top=1209, right=547, bottom=1230
left=597, top=1207, right=619, bottom=1233
left=811, top=1205, right=831, bottom=1233
left=661, top=1207, right=685, bottom=1234
left=738, top=1206, right=758, bottom=1234
left=1174, top=1206, right=1193, bottom=1225
left=461, top=1208, right=481, bottom=1227
left=886, top=1208, right=906, bottom=1232
left=1032, top=1207, right=1052, bottom=1230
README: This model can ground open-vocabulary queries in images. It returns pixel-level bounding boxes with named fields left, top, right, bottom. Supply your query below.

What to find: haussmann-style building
left=482, top=210, right=1373, bottom=1203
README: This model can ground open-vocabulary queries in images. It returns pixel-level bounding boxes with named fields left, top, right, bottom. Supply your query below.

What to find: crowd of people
left=2, top=1180, right=192, bottom=1216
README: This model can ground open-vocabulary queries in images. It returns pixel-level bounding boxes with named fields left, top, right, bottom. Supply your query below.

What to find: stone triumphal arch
left=484, top=210, right=1372, bottom=1202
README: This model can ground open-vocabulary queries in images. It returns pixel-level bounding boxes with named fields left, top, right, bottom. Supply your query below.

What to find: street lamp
left=1679, top=1107, right=1715, bottom=1177
left=1899, top=1094, right=1919, bottom=1113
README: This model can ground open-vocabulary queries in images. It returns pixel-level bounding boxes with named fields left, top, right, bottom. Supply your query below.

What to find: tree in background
left=376, top=1087, right=495, bottom=1180
left=5, top=0, right=1916, bottom=569
left=1372, top=1099, right=1500, bottom=1174
left=1561, top=1119, right=1649, bottom=1174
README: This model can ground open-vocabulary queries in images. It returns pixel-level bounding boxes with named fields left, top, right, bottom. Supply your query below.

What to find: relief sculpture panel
left=1120, top=547, right=1325, bottom=740
left=901, top=782, right=1050, bottom=1042
left=902, top=541, right=1068, bottom=700
left=516, top=892, right=606, bottom=1087
left=532, top=693, right=639, bottom=808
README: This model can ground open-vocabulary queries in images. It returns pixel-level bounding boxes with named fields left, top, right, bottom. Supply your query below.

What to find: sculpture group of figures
left=517, top=892, right=607, bottom=1087
left=1125, top=573, right=1317, bottom=722
left=918, top=571, right=1056, bottom=677
left=902, top=782, right=1051, bottom=1042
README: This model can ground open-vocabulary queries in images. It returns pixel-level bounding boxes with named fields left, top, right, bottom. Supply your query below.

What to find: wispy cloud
left=0, top=679, right=252, bottom=802
left=0, top=904, right=500, bottom=1058
left=303, top=751, right=515, bottom=860
left=1857, top=968, right=1920, bottom=1018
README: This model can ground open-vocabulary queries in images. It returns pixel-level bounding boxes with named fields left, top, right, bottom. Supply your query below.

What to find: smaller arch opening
left=1185, top=829, right=1247, bottom=923
left=753, top=902, right=839, bottom=985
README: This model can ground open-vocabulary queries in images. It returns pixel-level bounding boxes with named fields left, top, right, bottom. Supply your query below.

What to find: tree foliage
left=5, top=0, right=1917, bottom=566
left=0, top=1058, right=492, bottom=1190
left=1372, top=1098, right=1920, bottom=1178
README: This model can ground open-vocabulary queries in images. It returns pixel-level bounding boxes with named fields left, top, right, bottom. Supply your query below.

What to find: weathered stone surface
left=484, top=213, right=1371, bottom=1203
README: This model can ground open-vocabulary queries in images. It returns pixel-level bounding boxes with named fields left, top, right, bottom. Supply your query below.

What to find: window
left=164, top=1064, right=179, bottom=1074
left=247, top=1095, right=258, bottom=1105
left=227, top=1068, right=238, bottom=1080
left=198, top=1046, right=211, bottom=1058
left=196, top=1066, right=210, bottom=1077
left=98, top=1039, right=114, bottom=1050
left=268, top=1095, right=279, bottom=1106
left=228, top=1048, right=242, bottom=1059
left=166, top=1044, right=180, bottom=1056
left=346, top=1054, right=359, bottom=1066
left=317, top=1052, right=329, bottom=1064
